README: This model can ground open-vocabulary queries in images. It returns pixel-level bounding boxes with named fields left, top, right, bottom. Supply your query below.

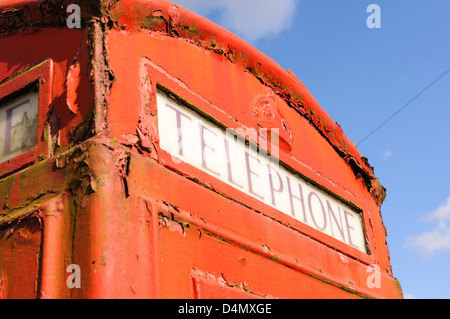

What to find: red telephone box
left=0, top=0, right=403, bottom=299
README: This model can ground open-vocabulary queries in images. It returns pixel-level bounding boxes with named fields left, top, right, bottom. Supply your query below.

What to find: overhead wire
left=357, top=66, right=450, bottom=146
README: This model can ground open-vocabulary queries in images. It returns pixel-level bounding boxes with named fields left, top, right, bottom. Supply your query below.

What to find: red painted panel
left=0, top=215, right=42, bottom=299
left=0, top=0, right=402, bottom=299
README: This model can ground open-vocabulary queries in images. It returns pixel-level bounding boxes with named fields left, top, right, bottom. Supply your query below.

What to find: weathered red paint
left=0, top=0, right=402, bottom=299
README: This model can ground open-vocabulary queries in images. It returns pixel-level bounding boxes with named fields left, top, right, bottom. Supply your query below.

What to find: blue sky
left=172, top=0, right=450, bottom=299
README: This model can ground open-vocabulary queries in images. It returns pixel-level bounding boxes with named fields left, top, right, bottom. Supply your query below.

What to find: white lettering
left=66, top=4, right=81, bottom=29
left=179, top=303, right=212, bottom=316
left=66, top=264, right=81, bottom=288
left=366, top=264, right=381, bottom=288
left=157, top=92, right=367, bottom=253
left=366, top=4, right=381, bottom=29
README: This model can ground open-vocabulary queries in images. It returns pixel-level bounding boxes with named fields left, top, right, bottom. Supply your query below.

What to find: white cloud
left=405, top=224, right=450, bottom=260
left=425, top=197, right=450, bottom=222
left=405, top=197, right=450, bottom=260
left=171, top=0, right=298, bottom=42
left=381, top=149, right=392, bottom=160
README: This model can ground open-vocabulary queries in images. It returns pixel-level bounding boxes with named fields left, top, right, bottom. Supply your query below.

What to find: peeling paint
left=0, top=0, right=378, bottom=203
left=66, top=61, right=81, bottom=115
left=87, top=19, right=115, bottom=136
left=94, top=0, right=386, bottom=205
left=191, top=268, right=274, bottom=299
left=0, top=0, right=402, bottom=299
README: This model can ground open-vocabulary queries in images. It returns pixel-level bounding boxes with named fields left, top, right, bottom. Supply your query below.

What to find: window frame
left=0, top=59, right=53, bottom=178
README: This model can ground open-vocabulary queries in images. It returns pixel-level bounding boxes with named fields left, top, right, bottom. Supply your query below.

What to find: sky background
left=172, top=0, right=450, bottom=299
